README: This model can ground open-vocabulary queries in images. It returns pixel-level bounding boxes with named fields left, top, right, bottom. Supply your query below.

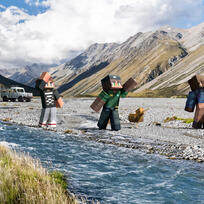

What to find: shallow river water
left=0, top=123, right=204, bottom=204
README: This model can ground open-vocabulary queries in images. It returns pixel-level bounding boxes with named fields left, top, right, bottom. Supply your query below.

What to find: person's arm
left=121, top=78, right=137, bottom=98
left=53, top=89, right=64, bottom=108
left=185, top=91, right=197, bottom=112
left=120, top=90, right=128, bottom=98
left=90, top=91, right=110, bottom=112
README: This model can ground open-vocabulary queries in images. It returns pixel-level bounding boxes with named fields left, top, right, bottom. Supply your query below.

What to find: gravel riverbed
left=0, top=97, right=204, bottom=162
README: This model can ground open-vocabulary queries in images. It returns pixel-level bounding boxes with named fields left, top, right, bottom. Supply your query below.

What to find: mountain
left=55, top=26, right=187, bottom=96
left=64, top=43, right=119, bottom=71
left=133, top=24, right=204, bottom=97
left=0, top=68, right=20, bottom=78
left=0, top=63, right=57, bottom=87
left=3, top=22, right=204, bottom=97
left=0, top=75, right=38, bottom=95
left=55, top=23, right=204, bottom=97
left=48, top=43, right=119, bottom=90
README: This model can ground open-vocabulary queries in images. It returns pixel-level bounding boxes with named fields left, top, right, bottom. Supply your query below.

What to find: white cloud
left=0, top=0, right=204, bottom=69
left=0, top=4, right=6, bottom=9
left=25, top=0, right=51, bottom=7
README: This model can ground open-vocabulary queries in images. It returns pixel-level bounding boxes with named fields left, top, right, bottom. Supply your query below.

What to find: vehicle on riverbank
left=0, top=87, right=33, bottom=102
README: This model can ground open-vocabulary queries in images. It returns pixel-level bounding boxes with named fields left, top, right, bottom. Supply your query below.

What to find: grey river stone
left=0, top=97, right=204, bottom=162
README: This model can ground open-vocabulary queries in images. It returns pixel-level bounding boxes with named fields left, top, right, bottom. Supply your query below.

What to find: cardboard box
left=40, top=72, right=51, bottom=83
left=101, top=75, right=122, bottom=91
left=188, top=75, right=204, bottom=91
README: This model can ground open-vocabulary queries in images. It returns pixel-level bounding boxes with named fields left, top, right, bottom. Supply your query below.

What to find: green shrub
left=164, top=116, right=193, bottom=124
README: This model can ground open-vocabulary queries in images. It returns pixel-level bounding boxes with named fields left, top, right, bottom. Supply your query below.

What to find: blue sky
left=0, top=0, right=49, bottom=15
left=0, top=0, right=204, bottom=69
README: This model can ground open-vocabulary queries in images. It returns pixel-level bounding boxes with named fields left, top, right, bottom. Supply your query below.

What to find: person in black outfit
left=35, top=72, right=63, bottom=127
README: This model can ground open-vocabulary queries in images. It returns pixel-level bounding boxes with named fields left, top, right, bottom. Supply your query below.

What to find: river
left=0, top=122, right=204, bottom=204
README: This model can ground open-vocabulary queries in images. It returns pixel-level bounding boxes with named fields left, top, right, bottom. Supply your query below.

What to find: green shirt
left=98, top=89, right=128, bottom=109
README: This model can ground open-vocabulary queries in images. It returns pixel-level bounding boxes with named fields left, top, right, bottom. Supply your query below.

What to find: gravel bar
left=0, top=97, right=204, bottom=162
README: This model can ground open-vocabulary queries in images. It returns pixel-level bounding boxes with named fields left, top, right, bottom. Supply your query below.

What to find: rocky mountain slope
left=134, top=23, right=204, bottom=97
left=2, top=22, right=204, bottom=97
left=56, top=23, right=204, bottom=97
left=0, top=64, right=56, bottom=87
left=0, top=75, right=38, bottom=95
left=56, top=26, right=187, bottom=96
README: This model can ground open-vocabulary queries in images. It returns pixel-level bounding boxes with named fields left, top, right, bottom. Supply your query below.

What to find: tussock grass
left=129, top=87, right=186, bottom=98
left=1, top=118, right=12, bottom=122
left=0, top=145, right=78, bottom=204
left=164, top=116, right=193, bottom=124
left=0, top=103, right=8, bottom=106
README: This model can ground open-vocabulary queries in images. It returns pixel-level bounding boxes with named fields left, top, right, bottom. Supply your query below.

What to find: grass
left=128, top=86, right=186, bottom=98
left=164, top=116, right=193, bottom=124
left=0, top=145, right=78, bottom=204
left=77, top=91, right=186, bottom=98
left=75, top=84, right=187, bottom=98
left=1, top=118, right=12, bottom=122
left=0, top=103, right=8, bottom=106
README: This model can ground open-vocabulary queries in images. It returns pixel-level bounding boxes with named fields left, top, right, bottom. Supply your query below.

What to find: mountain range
left=1, top=22, right=204, bottom=97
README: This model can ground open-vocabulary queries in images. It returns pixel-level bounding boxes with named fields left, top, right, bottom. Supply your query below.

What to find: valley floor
left=0, top=97, right=204, bottom=162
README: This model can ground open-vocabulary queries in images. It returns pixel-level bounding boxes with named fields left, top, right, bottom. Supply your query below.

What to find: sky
left=0, top=0, right=204, bottom=70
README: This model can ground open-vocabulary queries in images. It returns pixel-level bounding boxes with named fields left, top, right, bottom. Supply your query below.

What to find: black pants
left=97, top=107, right=121, bottom=131
left=192, top=121, right=204, bottom=129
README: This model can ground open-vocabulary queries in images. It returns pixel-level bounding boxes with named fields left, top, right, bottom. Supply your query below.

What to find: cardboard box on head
left=40, top=72, right=51, bottom=83
left=39, top=72, right=55, bottom=89
left=188, top=75, right=204, bottom=91
left=101, top=75, right=123, bottom=91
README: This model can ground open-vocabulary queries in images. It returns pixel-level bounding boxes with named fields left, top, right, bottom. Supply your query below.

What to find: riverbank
left=0, top=144, right=77, bottom=204
left=0, top=97, right=204, bottom=162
